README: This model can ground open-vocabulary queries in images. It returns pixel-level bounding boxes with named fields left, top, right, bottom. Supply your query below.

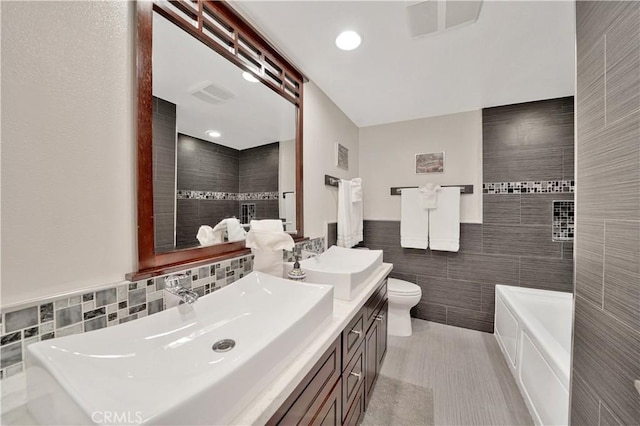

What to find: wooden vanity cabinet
left=270, top=278, right=389, bottom=426
left=364, top=300, right=388, bottom=409
left=268, top=338, right=342, bottom=426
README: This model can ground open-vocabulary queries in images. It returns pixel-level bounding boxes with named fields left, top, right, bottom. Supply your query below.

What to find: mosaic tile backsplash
left=483, top=180, right=575, bottom=194
left=176, top=190, right=280, bottom=201
left=552, top=200, right=575, bottom=242
left=0, top=237, right=324, bottom=380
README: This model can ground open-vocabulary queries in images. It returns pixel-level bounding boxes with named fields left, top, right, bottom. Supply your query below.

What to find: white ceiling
left=152, top=12, right=296, bottom=150
left=231, top=1, right=576, bottom=127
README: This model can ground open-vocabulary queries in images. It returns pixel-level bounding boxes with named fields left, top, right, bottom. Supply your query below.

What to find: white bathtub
left=494, top=285, right=573, bottom=426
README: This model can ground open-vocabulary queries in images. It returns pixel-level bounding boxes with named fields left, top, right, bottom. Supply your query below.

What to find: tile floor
left=375, top=319, right=533, bottom=425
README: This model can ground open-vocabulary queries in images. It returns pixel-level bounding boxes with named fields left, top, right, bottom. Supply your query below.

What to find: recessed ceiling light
left=242, top=71, right=259, bottom=83
left=206, top=130, right=221, bottom=138
left=335, top=31, right=361, bottom=51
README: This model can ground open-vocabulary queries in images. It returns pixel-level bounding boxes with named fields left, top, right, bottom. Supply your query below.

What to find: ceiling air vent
left=406, top=0, right=483, bottom=39
left=189, top=81, right=235, bottom=105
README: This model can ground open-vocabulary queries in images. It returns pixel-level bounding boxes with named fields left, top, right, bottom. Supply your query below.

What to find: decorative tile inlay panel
left=482, top=180, right=575, bottom=194
left=0, top=237, right=324, bottom=379
left=176, top=190, right=279, bottom=200
left=552, top=200, right=575, bottom=241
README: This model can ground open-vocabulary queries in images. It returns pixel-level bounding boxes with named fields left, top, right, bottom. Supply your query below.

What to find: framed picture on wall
left=415, top=152, right=444, bottom=174
left=336, top=143, right=349, bottom=170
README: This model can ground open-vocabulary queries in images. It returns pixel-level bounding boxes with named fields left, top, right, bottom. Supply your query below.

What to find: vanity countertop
left=0, top=263, right=392, bottom=425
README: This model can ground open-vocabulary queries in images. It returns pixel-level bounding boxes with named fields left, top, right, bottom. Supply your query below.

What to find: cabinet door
left=364, top=319, right=379, bottom=408
left=376, top=301, right=388, bottom=368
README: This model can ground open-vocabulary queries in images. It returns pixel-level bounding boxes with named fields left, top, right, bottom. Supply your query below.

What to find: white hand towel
left=225, top=218, right=247, bottom=242
left=428, top=187, right=460, bottom=252
left=400, top=188, right=429, bottom=249
left=418, top=183, right=441, bottom=209
left=337, top=179, right=364, bottom=248
left=250, top=219, right=284, bottom=232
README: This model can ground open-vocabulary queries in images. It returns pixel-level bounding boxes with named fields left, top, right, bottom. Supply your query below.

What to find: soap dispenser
left=287, top=256, right=307, bottom=282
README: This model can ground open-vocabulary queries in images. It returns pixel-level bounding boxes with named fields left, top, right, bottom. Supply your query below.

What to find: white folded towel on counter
left=245, top=228, right=295, bottom=277
left=428, top=186, right=460, bottom=252
left=418, top=183, right=441, bottom=209
left=250, top=219, right=284, bottom=232
left=196, top=225, right=223, bottom=246
left=245, top=229, right=294, bottom=251
left=224, top=218, right=247, bottom=242
left=400, top=188, right=429, bottom=249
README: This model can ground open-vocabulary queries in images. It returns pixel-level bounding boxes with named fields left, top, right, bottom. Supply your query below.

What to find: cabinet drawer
left=365, top=280, right=387, bottom=331
left=341, top=308, right=364, bottom=370
left=310, top=378, right=341, bottom=426
left=269, top=338, right=341, bottom=426
left=341, top=340, right=364, bottom=422
left=342, top=380, right=365, bottom=426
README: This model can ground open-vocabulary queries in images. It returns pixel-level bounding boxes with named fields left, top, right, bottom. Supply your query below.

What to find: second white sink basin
left=286, top=246, right=383, bottom=300
left=26, top=272, right=333, bottom=425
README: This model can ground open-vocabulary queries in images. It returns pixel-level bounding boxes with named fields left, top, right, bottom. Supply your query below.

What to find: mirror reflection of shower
left=151, top=12, right=296, bottom=252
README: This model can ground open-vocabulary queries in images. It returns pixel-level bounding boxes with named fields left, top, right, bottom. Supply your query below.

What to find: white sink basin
left=26, top=272, right=333, bottom=425
left=285, top=246, right=383, bottom=301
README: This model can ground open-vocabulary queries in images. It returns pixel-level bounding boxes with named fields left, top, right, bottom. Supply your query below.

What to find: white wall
left=1, top=2, right=136, bottom=306
left=278, top=138, right=296, bottom=230
left=303, top=82, right=359, bottom=239
left=359, top=111, right=483, bottom=223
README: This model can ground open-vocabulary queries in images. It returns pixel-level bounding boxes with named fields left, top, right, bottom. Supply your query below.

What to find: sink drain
left=212, top=339, right=236, bottom=352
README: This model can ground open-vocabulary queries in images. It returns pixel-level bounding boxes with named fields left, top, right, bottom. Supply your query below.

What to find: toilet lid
left=387, top=278, right=421, bottom=296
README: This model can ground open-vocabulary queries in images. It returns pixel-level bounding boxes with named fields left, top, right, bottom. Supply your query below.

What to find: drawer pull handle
left=349, top=371, right=362, bottom=380
left=376, top=313, right=386, bottom=321
left=349, top=329, right=362, bottom=336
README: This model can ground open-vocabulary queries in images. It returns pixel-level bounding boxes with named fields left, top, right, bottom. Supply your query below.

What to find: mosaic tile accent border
left=283, top=237, right=325, bottom=262
left=482, top=180, right=575, bottom=194
left=176, top=190, right=279, bottom=201
left=552, top=200, right=575, bottom=242
left=0, top=237, right=323, bottom=380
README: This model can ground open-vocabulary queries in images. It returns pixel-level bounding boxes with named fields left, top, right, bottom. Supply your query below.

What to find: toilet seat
left=387, top=278, right=421, bottom=297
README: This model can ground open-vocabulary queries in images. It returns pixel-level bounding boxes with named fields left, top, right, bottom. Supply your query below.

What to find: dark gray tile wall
left=239, top=142, right=279, bottom=193
left=572, top=2, right=640, bottom=424
left=175, top=138, right=280, bottom=248
left=152, top=97, right=177, bottom=253
left=176, top=134, right=239, bottom=248
left=360, top=97, right=575, bottom=334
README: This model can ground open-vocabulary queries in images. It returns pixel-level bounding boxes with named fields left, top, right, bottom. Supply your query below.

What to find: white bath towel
left=250, top=219, right=284, bottom=232
left=351, top=177, right=363, bottom=202
left=428, top=186, right=460, bottom=252
left=400, top=188, right=429, bottom=249
left=337, top=178, right=363, bottom=248
left=418, top=183, right=441, bottom=209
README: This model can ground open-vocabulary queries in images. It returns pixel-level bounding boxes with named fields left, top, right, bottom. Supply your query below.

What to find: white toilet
left=387, top=278, right=422, bottom=337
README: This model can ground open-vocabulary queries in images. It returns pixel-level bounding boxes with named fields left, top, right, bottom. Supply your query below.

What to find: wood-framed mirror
left=130, top=0, right=305, bottom=280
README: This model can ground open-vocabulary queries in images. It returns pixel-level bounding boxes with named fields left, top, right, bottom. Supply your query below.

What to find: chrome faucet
left=164, top=274, right=199, bottom=304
